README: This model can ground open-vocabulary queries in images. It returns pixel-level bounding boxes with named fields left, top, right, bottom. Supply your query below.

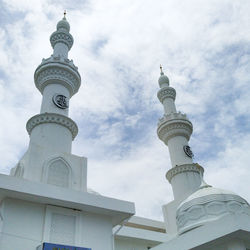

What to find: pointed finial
left=64, top=10, right=67, bottom=18
left=160, top=64, right=164, bottom=75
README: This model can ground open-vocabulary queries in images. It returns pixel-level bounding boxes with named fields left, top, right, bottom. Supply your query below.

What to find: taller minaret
left=26, top=13, right=80, bottom=153
left=157, top=67, right=203, bottom=233
left=3, top=15, right=135, bottom=250
left=11, top=15, right=87, bottom=191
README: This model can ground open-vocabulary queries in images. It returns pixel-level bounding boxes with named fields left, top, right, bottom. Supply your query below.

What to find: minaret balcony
left=157, top=112, right=193, bottom=144
left=166, top=163, right=203, bottom=201
left=50, top=29, right=74, bottom=50
left=166, top=163, right=204, bottom=183
left=26, top=112, right=78, bottom=140
left=34, top=55, right=81, bottom=97
left=157, top=86, right=176, bottom=103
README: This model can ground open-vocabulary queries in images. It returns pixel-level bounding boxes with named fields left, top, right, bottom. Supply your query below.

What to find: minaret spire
left=34, top=15, right=80, bottom=115
left=160, top=64, right=163, bottom=75
left=49, top=12, right=73, bottom=59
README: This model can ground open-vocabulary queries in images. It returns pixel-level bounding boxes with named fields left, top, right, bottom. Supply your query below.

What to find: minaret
left=3, top=15, right=135, bottom=250
left=26, top=13, right=80, bottom=154
left=157, top=66, right=203, bottom=201
left=11, top=14, right=86, bottom=190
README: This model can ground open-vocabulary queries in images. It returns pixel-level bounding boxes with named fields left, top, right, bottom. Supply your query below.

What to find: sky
left=0, top=0, right=250, bottom=221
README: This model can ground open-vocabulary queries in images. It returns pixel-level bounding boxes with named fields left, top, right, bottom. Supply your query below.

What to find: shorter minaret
left=157, top=66, right=204, bottom=234
left=157, top=66, right=203, bottom=201
left=157, top=67, right=250, bottom=238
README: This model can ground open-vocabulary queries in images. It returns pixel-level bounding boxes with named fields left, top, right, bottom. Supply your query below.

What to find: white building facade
left=0, top=16, right=249, bottom=250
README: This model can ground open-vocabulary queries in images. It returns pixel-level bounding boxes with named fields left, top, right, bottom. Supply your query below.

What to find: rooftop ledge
left=152, top=213, right=250, bottom=250
left=0, top=174, right=135, bottom=226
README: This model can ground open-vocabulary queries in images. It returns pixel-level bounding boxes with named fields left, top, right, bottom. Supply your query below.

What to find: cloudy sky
left=0, top=0, right=250, bottom=221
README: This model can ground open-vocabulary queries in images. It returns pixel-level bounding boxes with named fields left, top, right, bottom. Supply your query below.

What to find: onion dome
left=158, top=73, right=169, bottom=87
left=176, top=180, right=250, bottom=234
left=158, top=65, right=169, bottom=88
left=57, top=16, right=70, bottom=32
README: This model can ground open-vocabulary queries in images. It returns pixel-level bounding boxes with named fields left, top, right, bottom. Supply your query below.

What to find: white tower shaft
left=40, top=83, right=70, bottom=115
left=53, top=42, right=69, bottom=58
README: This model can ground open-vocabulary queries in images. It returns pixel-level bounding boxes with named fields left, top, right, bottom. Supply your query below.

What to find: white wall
left=0, top=198, right=45, bottom=250
left=115, top=238, right=155, bottom=250
left=0, top=198, right=114, bottom=250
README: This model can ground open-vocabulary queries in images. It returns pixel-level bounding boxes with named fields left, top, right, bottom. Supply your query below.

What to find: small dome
left=57, top=17, right=70, bottom=32
left=158, top=73, right=169, bottom=87
left=180, top=186, right=236, bottom=204
left=176, top=185, right=250, bottom=234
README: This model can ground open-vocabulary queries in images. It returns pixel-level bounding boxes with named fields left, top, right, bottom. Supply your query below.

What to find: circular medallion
left=183, top=145, right=194, bottom=158
left=53, top=94, right=68, bottom=109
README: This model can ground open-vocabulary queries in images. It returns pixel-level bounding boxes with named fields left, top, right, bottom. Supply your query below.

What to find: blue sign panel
left=43, top=242, right=91, bottom=250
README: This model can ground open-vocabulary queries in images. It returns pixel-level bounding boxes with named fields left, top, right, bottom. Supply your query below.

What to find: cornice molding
left=26, top=113, right=78, bottom=140
left=166, top=163, right=204, bottom=183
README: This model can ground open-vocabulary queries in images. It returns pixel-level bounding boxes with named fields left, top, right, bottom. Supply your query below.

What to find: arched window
left=47, top=159, right=70, bottom=188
